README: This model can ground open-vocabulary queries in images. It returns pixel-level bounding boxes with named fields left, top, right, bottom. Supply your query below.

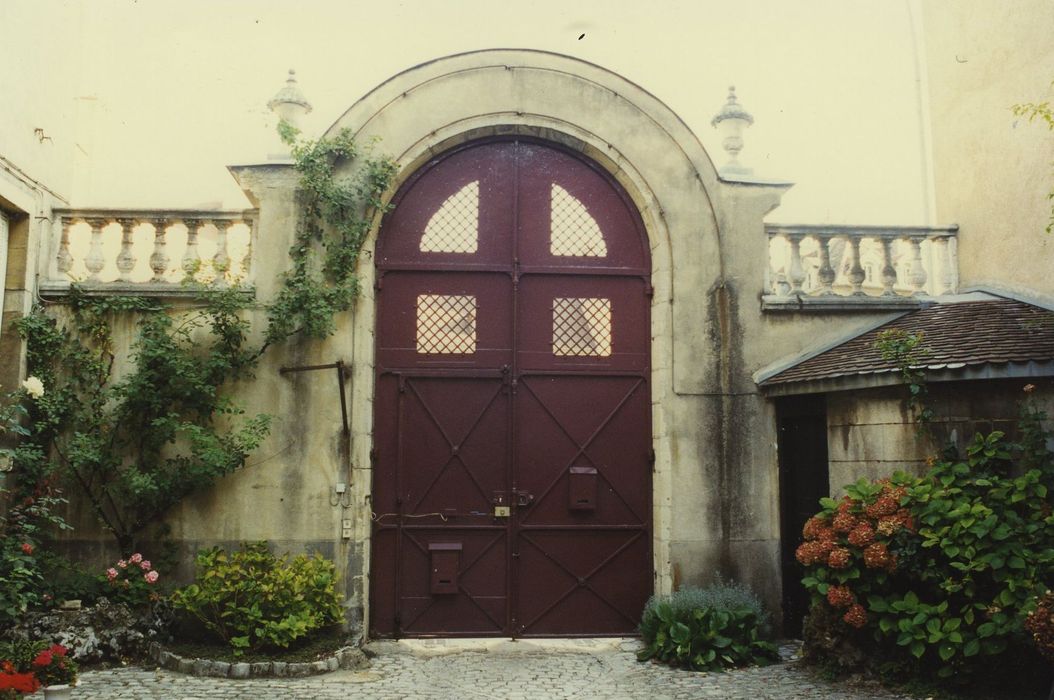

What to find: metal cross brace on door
left=278, top=360, right=352, bottom=500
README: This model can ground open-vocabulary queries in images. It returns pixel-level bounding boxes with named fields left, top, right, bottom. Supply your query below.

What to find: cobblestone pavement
left=76, top=639, right=921, bottom=699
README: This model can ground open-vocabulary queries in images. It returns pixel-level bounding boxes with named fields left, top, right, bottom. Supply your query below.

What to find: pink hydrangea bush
left=101, top=553, right=161, bottom=607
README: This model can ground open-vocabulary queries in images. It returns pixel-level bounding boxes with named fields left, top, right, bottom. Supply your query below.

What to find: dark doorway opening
left=776, top=394, right=829, bottom=636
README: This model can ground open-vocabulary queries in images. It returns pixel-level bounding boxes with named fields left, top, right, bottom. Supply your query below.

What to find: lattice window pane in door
left=552, top=297, right=612, bottom=357
left=416, top=294, right=477, bottom=354
left=420, top=181, right=479, bottom=253
left=550, top=184, right=608, bottom=257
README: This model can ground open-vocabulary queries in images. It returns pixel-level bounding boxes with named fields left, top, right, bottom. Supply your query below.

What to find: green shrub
left=170, top=542, right=343, bottom=655
left=0, top=493, right=71, bottom=627
left=35, top=552, right=105, bottom=607
left=798, top=399, right=1054, bottom=679
left=638, top=581, right=779, bottom=671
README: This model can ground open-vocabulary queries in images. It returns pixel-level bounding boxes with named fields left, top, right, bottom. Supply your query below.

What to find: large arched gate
left=370, top=138, right=652, bottom=637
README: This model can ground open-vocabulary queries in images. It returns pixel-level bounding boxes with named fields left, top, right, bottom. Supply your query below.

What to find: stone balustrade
left=41, top=209, right=257, bottom=296
left=763, top=224, right=959, bottom=311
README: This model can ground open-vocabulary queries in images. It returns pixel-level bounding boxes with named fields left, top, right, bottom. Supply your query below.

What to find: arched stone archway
left=228, top=50, right=794, bottom=634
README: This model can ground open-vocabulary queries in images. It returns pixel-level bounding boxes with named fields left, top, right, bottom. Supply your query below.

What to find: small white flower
left=21, top=376, right=44, bottom=399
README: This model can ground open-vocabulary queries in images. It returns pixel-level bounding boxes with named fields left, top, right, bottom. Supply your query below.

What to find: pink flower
left=21, top=543, right=33, bottom=555
left=144, top=570, right=159, bottom=584
left=129, top=553, right=142, bottom=564
left=106, top=567, right=118, bottom=581
left=139, top=560, right=151, bottom=571
left=117, top=559, right=127, bottom=569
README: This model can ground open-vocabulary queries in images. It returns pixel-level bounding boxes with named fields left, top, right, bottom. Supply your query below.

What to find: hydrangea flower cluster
left=1025, top=590, right=1054, bottom=661
left=796, top=479, right=916, bottom=629
left=104, top=552, right=161, bottom=605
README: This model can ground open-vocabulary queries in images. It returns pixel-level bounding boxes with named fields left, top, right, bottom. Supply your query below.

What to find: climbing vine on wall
left=1011, top=88, right=1054, bottom=235
left=11, top=123, right=396, bottom=554
left=875, top=328, right=934, bottom=431
left=266, top=121, right=397, bottom=344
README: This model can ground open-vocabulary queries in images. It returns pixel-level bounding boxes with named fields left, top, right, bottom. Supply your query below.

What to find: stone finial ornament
left=711, top=86, right=754, bottom=176
left=268, top=69, right=312, bottom=128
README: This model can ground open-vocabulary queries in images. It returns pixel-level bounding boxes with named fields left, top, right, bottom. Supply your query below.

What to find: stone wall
left=827, top=378, right=1054, bottom=494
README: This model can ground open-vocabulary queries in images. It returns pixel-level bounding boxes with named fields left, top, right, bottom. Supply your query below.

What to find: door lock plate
left=494, top=505, right=511, bottom=517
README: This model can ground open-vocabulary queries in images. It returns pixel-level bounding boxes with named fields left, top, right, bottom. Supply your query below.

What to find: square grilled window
left=416, top=294, right=477, bottom=354
left=552, top=297, right=612, bottom=357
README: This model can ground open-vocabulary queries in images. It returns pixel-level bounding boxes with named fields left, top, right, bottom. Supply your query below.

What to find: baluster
left=150, top=218, right=170, bottom=282
left=84, top=217, right=107, bottom=282
left=212, top=219, right=230, bottom=285
left=880, top=237, right=897, bottom=296
left=816, top=233, right=835, bottom=295
left=846, top=235, right=866, bottom=295
left=56, top=217, right=74, bottom=279
left=240, top=219, right=254, bottom=280
left=939, top=236, right=955, bottom=295
left=182, top=218, right=201, bottom=279
left=787, top=234, right=806, bottom=294
left=908, top=236, right=928, bottom=295
left=115, top=218, right=137, bottom=282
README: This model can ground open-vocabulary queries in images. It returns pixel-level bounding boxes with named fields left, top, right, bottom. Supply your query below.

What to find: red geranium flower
left=21, top=542, right=33, bottom=555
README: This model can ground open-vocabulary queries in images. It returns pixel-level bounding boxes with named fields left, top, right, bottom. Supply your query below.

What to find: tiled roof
left=760, top=299, right=1054, bottom=387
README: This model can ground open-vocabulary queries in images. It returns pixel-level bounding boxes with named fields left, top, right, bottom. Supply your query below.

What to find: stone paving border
left=146, top=641, right=367, bottom=678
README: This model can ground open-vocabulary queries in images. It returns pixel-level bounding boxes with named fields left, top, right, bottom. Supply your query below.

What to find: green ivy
left=266, top=121, right=397, bottom=344
left=875, top=329, right=934, bottom=430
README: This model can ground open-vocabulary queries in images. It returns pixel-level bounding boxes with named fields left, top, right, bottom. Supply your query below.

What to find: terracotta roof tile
left=761, top=299, right=1054, bottom=386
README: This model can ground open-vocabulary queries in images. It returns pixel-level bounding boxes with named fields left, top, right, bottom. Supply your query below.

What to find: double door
left=370, top=139, right=652, bottom=636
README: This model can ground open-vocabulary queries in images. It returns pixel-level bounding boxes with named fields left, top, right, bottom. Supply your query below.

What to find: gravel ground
left=75, top=638, right=922, bottom=699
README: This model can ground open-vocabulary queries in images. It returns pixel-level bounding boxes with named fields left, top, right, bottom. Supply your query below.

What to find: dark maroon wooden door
left=371, top=139, right=651, bottom=637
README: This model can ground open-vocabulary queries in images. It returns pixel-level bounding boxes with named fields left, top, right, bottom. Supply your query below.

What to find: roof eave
left=759, top=360, right=1054, bottom=397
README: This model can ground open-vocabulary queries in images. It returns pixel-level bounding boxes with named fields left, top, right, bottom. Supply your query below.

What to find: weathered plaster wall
left=922, top=0, right=1054, bottom=299
left=27, top=43, right=1052, bottom=637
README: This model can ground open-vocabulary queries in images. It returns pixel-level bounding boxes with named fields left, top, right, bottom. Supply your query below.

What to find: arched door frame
left=331, top=50, right=737, bottom=634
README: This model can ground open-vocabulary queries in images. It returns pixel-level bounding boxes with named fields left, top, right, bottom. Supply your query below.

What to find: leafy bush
left=0, top=493, right=71, bottom=628
left=799, top=400, right=1054, bottom=678
left=638, top=581, right=778, bottom=671
left=170, top=542, right=343, bottom=655
left=33, top=552, right=105, bottom=607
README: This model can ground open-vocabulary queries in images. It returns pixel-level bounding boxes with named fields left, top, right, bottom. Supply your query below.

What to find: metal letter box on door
left=569, top=466, right=598, bottom=511
left=429, top=543, right=462, bottom=595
